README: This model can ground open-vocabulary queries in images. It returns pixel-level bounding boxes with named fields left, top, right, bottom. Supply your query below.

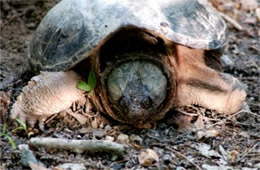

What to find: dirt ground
left=0, top=0, right=259, bottom=169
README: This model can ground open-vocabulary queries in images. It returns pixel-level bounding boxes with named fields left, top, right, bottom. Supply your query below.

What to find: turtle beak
left=118, top=95, right=153, bottom=120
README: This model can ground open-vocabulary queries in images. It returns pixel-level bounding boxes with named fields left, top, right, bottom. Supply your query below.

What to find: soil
left=0, top=0, right=259, bottom=169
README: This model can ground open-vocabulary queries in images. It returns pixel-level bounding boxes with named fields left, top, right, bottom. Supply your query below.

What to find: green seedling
left=77, top=70, right=96, bottom=96
left=11, top=118, right=27, bottom=132
left=12, top=118, right=34, bottom=138
left=0, top=123, right=16, bottom=149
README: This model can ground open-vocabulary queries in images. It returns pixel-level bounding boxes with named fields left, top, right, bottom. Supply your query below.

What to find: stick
left=175, top=109, right=199, bottom=116
left=234, top=142, right=259, bottom=163
left=207, top=109, right=259, bottom=128
left=218, top=12, right=244, bottom=31
left=30, top=137, right=127, bottom=158
left=152, top=143, right=202, bottom=170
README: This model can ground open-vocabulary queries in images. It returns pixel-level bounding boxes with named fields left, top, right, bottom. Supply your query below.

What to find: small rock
left=202, top=164, right=220, bottom=170
left=220, top=55, right=234, bottom=68
left=57, top=163, right=86, bottom=170
left=242, top=102, right=251, bottom=112
left=254, top=163, right=260, bottom=168
left=104, top=125, right=112, bottom=131
left=162, top=154, right=172, bottom=164
left=138, top=149, right=159, bottom=167
left=18, top=144, right=38, bottom=167
left=105, top=135, right=114, bottom=142
left=192, top=143, right=221, bottom=158
left=116, top=133, right=129, bottom=143
left=176, top=166, right=185, bottom=170
left=130, top=134, right=143, bottom=144
left=93, top=129, right=106, bottom=138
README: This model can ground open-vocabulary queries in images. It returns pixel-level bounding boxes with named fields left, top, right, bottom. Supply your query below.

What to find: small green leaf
left=6, top=135, right=16, bottom=150
left=11, top=127, right=25, bottom=133
left=88, top=89, right=94, bottom=96
left=2, top=123, right=7, bottom=134
left=77, top=80, right=92, bottom=91
left=15, top=118, right=27, bottom=131
left=88, top=71, right=96, bottom=89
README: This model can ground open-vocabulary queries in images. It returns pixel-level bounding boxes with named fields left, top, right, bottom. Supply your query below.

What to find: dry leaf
left=256, top=8, right=260, bottom=21
left=240, top=0, right=258, bottom=10
left=29, top=162, right=49, bottom=170
left=229, top=150, right=240, bottom=162
left=138, top=149, right=159, bottom=167
left=196, top=129, right=220, bottom=140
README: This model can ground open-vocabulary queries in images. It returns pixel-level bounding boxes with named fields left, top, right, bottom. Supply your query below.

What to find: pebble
left=18, top=144, right=38, bottom=167
left=116, top=133, right=129, bottom=143
left=104, top=125, right=112, bottom=131
left=220, top=55, right=234, bottom=68
left=130, top=134, right=143, bottom=144
left=105, top=135, right=114, bottom=142
left=57, top=163, right=86, bottom=170
left=93, top=129, right=106, bottom=138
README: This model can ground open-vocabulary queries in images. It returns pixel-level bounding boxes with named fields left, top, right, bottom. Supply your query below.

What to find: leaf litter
left=0, top=0, right=259, bottom=169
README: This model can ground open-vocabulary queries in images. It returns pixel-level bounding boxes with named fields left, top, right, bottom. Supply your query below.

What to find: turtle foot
left=10, top=71, right=85, bottom=127
left=177, top=72, right=246, bottom=114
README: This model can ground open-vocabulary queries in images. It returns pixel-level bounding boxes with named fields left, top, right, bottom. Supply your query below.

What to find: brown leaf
left=240, top=0, right=258, bottom=11
left=138, top=149, right=159, bottom=167
left=29, top=162, right=49, bottom=170
left=196, top=129, right=220, bottom=140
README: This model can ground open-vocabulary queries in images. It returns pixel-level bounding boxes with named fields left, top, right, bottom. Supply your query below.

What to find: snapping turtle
left=11, top=0, right=246, bottom=127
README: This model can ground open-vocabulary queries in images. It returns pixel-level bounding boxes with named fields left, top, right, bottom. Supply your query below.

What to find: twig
left=175, top=109, right=199, bottom=116
left=152, top=143, right=202, bottom=170
left=235, top=110, right=260, bottom=118
left=30, top=137, right=127, bottom=158
left=207, top=109, right=258, bottom=128
left=234, top=142, right=259, bottom=163
left=0, top=11, right=25, bottom=30
left=218, top=12, right=244, bottom=31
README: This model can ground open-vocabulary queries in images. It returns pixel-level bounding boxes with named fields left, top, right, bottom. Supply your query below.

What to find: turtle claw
left=10, top=71, right=86, bottom=128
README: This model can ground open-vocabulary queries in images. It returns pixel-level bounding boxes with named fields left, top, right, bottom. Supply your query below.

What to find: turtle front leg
left=10, top=71, right=86, bottom=128
left=175, top=45, right=246, bottom=114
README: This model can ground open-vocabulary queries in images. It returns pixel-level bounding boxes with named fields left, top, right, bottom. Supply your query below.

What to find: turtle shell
left=29, top=0, right=226, bottom=72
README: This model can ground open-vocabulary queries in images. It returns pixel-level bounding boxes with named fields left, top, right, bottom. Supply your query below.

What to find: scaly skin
left=10, top=71, right=85, bottom=128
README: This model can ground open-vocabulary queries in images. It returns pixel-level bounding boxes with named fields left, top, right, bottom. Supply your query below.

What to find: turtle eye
left=140, top=97, right=152, bottom=109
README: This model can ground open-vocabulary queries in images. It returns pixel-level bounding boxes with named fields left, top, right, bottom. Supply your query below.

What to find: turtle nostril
left=140, top=97, right=152, bottom=109
left=119, top=96, right=129, bottom=108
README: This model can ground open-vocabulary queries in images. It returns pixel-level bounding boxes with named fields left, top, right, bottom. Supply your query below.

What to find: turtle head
left=107, top=60, right=167, bottom=122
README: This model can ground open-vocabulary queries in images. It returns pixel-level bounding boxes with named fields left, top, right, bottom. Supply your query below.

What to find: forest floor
left=0, top=0, right=259, bottom=169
